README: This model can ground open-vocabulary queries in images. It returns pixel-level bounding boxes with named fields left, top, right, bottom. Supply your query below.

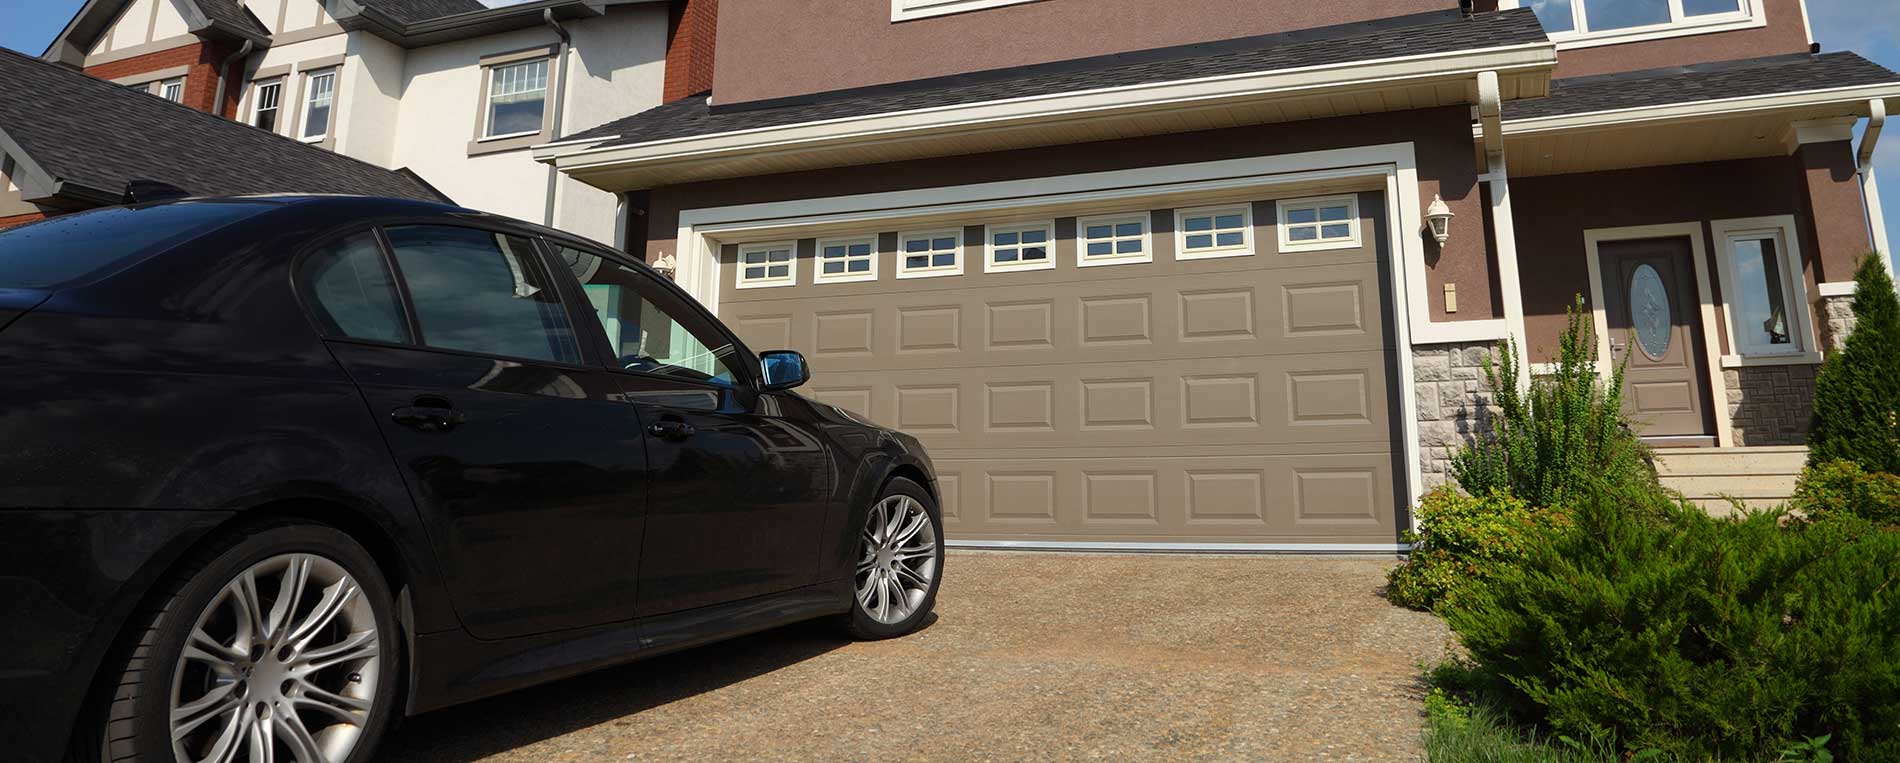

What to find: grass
left=1423, top=696, right=1631, bottom=763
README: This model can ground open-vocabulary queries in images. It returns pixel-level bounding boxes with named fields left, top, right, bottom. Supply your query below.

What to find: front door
left=1598, top=237, right=1715, bottom=443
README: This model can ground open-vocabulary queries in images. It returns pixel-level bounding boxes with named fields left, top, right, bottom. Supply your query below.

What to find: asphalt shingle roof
left=361, top=0, right=492, bottom=24
left=191, top=0, right=270, bottom=40
left=566, top=8, right=1552, bottom=148
left=1504, top=51, right=1900, bottom=120
left=0, top=48, right=448, bottom=204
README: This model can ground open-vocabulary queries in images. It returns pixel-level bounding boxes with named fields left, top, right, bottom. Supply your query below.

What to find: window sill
left=1721, top=351, right=1823, bottom=368
left=896, top=267, right=962, bottom=280
left=983, top=259, right=1055, bottom=274
left=734, top=278, right=796, bottom=290
left=1177, top=247, right=1254, bottom=261
left=1279, top=238, right=1360, bottom=254
left=1547, top=14, right=1765, bottom=51
left=468, top=131, right=549, bottom=157
left=1077, top=254, right=1153, bottom=268
left=814, top=272, right=879, bottom=285
left=890, top=0, right=1047, bottom=22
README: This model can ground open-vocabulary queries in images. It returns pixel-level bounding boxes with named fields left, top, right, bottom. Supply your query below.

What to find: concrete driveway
left=381, top=552, right=1449, bottom=762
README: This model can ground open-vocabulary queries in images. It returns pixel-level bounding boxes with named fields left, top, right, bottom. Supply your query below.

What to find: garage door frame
left=668, top=142, right=1485, bottom=551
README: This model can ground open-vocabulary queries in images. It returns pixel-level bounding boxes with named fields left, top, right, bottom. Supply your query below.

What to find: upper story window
left=484, top=58, right=550, bottom=139
left=1175, top=205, right=1252, bottom=260
left=158, top=77, right=184, bottom=103
left=251, top=80, right=283, bottom=132
left=985, top=221, right=1053, bottom=272
left=1517, top=0, right=1759, bottom=47
left=300, top=68, right=336, bottom=142
left=890, top=0, right=1046, bottom=22
left=1277, top=195, right=1360, bottom=253
left=815, top=235, right=878, bottom=283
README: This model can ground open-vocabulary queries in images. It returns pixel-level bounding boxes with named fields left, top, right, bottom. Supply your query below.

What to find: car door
left=305, top=225, right=650, bottom=640
left=549, top=243, right=831, bottom=616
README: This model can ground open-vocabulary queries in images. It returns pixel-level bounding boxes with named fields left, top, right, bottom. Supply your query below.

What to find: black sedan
left=0, top=196, right=944, bottom=763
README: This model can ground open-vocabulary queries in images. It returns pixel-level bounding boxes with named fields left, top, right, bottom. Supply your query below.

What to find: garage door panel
left=718, top=191, right=1398, bottom=545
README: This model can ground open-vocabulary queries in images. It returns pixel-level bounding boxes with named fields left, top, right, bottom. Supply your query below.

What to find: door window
left=1628, top=263, right=1672, bottom=361
left=300, top=232, right=411, bottom=344
left=554, top=245, right=744, bottom=387
left=385, top=225, right=581, bottom=364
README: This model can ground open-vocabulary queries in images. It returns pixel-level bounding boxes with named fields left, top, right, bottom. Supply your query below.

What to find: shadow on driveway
left=378, top=620, right=856, bottom=762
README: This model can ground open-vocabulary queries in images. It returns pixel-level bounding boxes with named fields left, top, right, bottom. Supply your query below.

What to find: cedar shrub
left=1808, top=254, right=1900, bottom=473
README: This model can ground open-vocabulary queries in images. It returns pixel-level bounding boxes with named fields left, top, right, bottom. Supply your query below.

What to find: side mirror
left=759, top=350, right=810, bottom=391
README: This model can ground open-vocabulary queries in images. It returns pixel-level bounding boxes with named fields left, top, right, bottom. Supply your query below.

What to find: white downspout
left=542, top=9, right=573, bottom=228
left=1858, top=99, right=1892, bottom=274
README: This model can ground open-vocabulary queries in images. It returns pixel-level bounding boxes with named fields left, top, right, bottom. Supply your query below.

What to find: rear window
left=0, top=202, right=274, bottom=289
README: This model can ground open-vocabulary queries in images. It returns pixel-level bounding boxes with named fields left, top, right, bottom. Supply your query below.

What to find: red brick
left=84, top=40, right=244, bottom=117
left=663, top=0, right=718, bottom=102
left=0, top=211, right=53, bottom=229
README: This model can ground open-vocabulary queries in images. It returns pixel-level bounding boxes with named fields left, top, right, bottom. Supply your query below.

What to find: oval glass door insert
left=1629, top=264, right=1672, bottom=361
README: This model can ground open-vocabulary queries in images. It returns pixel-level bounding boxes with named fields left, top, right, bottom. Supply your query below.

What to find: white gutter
left=1502, top=83, right=1900, bottom=135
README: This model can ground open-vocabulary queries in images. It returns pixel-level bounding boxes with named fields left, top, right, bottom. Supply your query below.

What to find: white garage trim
left=674, top=142, right=1465, bottom=536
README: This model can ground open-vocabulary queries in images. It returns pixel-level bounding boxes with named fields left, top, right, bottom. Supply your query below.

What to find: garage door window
left=1077, top=213, right=1151, bottom=267
left=385, top=225, right=581, bottom=365
left=1176, top=205, right=1252, bottom=260
left=1278, top=195, right=1359, bottom=252
left=737, top=241, right=796, bottom=288
left=986, top=222, right=1054, bottom=273
left=898, top=231, right=963, bottom=279
left=816, top=236, right=878, bottom=283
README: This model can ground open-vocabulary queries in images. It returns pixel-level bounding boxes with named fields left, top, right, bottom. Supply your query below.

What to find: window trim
left=813, top=234, right=880, bottom=284
left=297, top=67, right=339, bottom=145
left=158, top=76, right=185, bottom=103
left=890, top=0, right=1047, bottom=21
left=896, top=229, right=965, bottom=279
left=1174, top=204, right=1255, bottom=260
left=1500, top=0, right=1764, bottom=50
left=470, top=44, right=562, bottom=156
left=1709, top=215, right=1818, bottom=365
left=1075, top=213, right=1153, bottom=267
left=1276, top=194, right=1361, bottom=253
left=735, top=240, right=799, bottom=289
left=983, top=220, right=1056, bottom=273
left=249, top=78, right=284, bottom=133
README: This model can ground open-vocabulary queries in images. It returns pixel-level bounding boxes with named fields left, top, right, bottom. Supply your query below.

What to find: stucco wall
left=338, top=33, right=405, bottom=168
left=555, top=4, right=669, bottom=245
left=1549, top=0, right=1811, bottom=80
left=237, top=32, right=352, bottom=140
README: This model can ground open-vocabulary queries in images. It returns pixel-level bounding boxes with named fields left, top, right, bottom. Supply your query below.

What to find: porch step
left=1653, top=447, right=1807, bottom=515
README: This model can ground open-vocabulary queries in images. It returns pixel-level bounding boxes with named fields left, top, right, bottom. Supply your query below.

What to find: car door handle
left=392, top=397, right=465, bottom=432
left=646, top=420, right=695, bottom=441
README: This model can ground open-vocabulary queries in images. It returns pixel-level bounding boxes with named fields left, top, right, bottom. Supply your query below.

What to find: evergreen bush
left=1808, top=254, right=1900, bottom=473
left=1451, top=296, right=1656, bottom=508
left=1791, top=459, right=1900, bottom=527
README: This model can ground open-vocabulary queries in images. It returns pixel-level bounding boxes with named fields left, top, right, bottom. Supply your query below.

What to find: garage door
left=718, top=191, right=1403, bottom=546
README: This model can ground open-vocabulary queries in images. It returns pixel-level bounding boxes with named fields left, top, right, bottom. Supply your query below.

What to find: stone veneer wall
left=1817, top=292, right=1858, bottom=351
left=1724, top=364, right=1818, bottom=446
left=1413, top=341, right=1499, bottom=489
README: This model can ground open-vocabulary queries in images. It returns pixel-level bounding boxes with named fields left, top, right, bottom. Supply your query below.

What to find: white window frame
left=890, top=0, right=1045, bottom=22
left=299, top=68, right=337, bottom=143
left=814, top=235, right=880, bottom=284
left=481, top=57, right=552, bottom=141
left=158, top=76, right=185, bottom=103
left=735, top=241, right=798, bottom=289
left=984, top=220, right=1056, bottom=273
left=1499, top=0, right=1763, bottom=50
left=1174, top=204, right=1254, bottom=260
left=250, top=79, right=283, bottom=132
left=1709, top=215, right=1819, bottom=366
left=1075, top=213, right=1152, bottom=267
left=897, top=229, right=964, bottom=279
left=1276, top=194, right=1361, bottom=253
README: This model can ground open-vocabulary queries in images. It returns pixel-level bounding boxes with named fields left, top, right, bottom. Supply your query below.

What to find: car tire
left=842, top=477, right=944, bottom=640
left=87, top=520, right=401, bottom=763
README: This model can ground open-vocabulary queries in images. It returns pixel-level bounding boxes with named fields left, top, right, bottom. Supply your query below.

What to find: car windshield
left=0, top=201, right=275, bottom=289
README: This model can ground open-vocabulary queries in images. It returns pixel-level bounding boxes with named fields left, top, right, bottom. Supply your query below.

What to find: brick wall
left=0, top=211, right=53, bottom=229
left=662, top=0, right=718, bottom=102
left=83, top=40, right=243, bottom=118
left=1414, top=341, right=1500, bottom=488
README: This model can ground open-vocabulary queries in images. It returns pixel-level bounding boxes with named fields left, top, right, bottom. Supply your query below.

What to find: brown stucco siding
left=83, top=40, right=244, bottom=118
left=1551, top=0, right=1810, bottom=79
left=643, top=105, right=1494, bottom=322
left=1797, top=140, right=1873, bottom=284
left=711, top=0, right=1467, bottom=106
left=1509, top=153, right=1871, bottom=362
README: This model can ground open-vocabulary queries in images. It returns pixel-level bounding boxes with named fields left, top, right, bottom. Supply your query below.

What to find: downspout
left=211, top=40, right=255, bottom=119
left=542, top=9, right=572, bottom=228
left=1857, top=99, right=1892, bottom=272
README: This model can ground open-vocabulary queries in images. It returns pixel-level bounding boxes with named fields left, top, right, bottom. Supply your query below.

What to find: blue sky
left=0, top=0, right=1896, bottom=253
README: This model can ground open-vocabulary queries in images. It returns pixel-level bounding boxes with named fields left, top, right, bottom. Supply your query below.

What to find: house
left=0, top=46, right=445, bottom=226
left=535, top=0, right=1900, bottom=550
left=31, top=0, right=687, bottom=243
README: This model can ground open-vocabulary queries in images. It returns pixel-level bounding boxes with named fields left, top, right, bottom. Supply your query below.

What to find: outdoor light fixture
left=1424, top=194, right=1455, bottom=245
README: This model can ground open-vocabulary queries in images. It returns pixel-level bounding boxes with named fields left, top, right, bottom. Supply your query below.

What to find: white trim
left=1275, top=194, right=1360, bottom=253
left=1583, top=222, right=1733, bottom=446
left=946, top=539, right=1410, bottom=554
left=1816, top=281, right=1857, bottom=298
left=1486, top=152, right=1531, bottom=384
left=541, top=42, right=1556, bottom=176
left=896, top=229, right=966, bottom=279
left=1783, top=117, right=1858, bottom=152
left=890, top=0, right=1043, bottom=21
left=1502, top=84, right=1900, bottom=136
left=734, top=240, right=798, bottom=289
left=1498, top=0, right=1764, bottom=50
left=1174, top=204, right=1254, bottom=260
left=813, top=234, right=881, bottom=284
left=1074, top=213, right=1154, bottom=267
left=298, top=68, right=337, bottom=143
left=1721, top=351, right=1823, bottom=368
left=983, top=220, right=1056, bottom=272
left=1710, top=215, right=1817, bottom=359
left=668, top=142, right=1432, bottom=517
left=1797, top=0, right=1815, bottom=45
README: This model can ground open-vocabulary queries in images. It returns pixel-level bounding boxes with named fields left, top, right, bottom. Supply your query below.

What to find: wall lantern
left=1424, top=195, right=1455, bottom=245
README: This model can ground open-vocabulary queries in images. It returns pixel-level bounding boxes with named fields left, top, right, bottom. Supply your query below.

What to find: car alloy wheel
left=167, top=553, right=381, bottom=763
left=855, top=493, right=939, bottom=625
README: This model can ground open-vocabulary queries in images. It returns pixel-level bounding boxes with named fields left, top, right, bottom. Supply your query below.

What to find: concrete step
left=1653, top=446, right=1807, bottom=477
left=1658, top=474, right=1800, bottom=500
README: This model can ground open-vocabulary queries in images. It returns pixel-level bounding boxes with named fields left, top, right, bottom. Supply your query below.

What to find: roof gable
left=43, top=0, right=270, bottom=65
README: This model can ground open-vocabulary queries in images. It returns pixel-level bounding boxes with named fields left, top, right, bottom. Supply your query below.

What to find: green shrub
left=1445, top=480, right=1900, bottom=761
left=1808, top=254, right=1900, bottom=474
left=1387, top=488, right=1552, bottom=612
left=1792, top=460, right=1900, bottom=527
left=1452, top=297, right=1656, bottom=508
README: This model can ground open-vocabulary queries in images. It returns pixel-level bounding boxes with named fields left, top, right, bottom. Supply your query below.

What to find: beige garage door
left=718, top=191, right=1403, bottom=546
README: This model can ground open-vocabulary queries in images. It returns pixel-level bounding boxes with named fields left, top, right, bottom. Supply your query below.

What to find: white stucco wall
left=243, top=0, right=282, bottom=36
left=553, top=3, right=668, bottom=246
left=339, top=33, right=407, bottom=167
left=152, top=0, right=191, bottom=40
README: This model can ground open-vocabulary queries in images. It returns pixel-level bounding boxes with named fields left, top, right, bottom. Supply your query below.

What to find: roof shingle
left=191, top=0, right=271, bottom=40
left=361, top=0, right=492, bottom=24
left=0, top=48, right=448, bottom=204
left=1504, top=51, right=1900, bottom=121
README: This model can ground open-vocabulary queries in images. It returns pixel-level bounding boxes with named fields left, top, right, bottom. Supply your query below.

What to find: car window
left=299, top=232, right=411, bottom=344
left=385, top=225, right=581, bottom=365
left=553, top=245, right=743, bottom=387
left=0, top=201, right=274, bottom=289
